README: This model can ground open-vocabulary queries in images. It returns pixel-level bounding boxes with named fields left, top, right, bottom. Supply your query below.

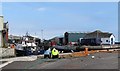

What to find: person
left=11, top=44, right=15, bottom=48
left=44, top=48, right=51, bottom=58
left=51, top=48, right=59, bottom=59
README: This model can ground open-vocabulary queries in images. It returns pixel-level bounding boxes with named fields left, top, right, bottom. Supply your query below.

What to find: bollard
left=85, top=48, right=88, bottom=56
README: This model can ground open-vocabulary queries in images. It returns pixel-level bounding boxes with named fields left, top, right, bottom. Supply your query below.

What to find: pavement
left=0, top=56, right=37, bottom=62
left=0, top=53, right=72, bottom=69
left=0, top=55, right=37, bottom=68
left=32, top=52, right=118, bottom=69
left=1, top=52, right=119, bottom=69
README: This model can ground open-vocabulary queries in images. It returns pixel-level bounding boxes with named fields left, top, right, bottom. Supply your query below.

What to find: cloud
left=37, top=7, right=46, bottom=11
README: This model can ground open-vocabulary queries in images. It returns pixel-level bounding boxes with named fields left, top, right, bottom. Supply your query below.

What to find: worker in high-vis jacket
left=52, top=48, right=59, bottom=59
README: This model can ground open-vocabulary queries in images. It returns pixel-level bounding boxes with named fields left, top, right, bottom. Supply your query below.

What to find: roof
left=65, top=31, right=89, bottom=34
left=84, top=30, right=113, bottom=38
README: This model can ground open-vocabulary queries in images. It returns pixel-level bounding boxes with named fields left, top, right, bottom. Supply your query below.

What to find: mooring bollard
left=85, top=48, right=88, bottom=56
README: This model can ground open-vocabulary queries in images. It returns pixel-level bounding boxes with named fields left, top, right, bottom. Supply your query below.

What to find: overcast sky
left=2, top=2, right=118, bottom=41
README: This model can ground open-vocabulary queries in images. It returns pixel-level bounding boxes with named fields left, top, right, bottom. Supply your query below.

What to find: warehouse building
left=80, top=30, right=115, bottom=45
left=49, top=36, right=64, bottom=46
left=64, top=30, right=115, bottom=46
left=64, top=32, right=87, bottom=45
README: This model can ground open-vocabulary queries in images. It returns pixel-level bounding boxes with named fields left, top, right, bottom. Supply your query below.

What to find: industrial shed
left=64, top=32, right=87, bottom=45
left=80, top=30, right=115, bottom=45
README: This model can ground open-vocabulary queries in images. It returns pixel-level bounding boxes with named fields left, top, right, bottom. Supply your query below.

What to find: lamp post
left=41, top=29, right=43, bottom=42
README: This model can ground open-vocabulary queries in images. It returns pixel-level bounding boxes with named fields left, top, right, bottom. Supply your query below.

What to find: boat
left=15, top=35, right=44, bottom=56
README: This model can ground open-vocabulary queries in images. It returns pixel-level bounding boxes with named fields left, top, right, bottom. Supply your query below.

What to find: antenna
left=26, top=31, right=29, bottom=36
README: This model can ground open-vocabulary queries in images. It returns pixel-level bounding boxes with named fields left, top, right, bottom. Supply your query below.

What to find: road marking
left=0, top=61, right=13, bottom=68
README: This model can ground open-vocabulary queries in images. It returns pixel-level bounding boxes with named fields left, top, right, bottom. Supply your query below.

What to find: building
left=0, top=16, right=4, bottom=47
left=48, top=36, right=64, bottom=46
left=81, top=30, right=115, bottom=45
left=64, top=32, right=87, bottom=45
left=0, top=16, right=9, bottom=48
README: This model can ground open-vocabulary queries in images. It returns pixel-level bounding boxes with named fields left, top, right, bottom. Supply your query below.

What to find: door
left=111, top=38, right=113, bottom=45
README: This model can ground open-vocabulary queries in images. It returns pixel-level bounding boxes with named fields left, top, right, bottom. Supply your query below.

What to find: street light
left=41, top=29, right=43, bottom=42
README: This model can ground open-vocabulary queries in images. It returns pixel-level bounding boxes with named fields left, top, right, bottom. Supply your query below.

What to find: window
left=106, top=40, right=108, bottom=42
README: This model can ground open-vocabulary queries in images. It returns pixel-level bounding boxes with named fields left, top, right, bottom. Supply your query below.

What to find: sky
left=1, top=2, right=118, bottom=41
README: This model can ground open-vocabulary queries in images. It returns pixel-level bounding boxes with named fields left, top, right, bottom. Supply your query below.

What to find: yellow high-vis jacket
left=52, top=48, right=59, bottom=56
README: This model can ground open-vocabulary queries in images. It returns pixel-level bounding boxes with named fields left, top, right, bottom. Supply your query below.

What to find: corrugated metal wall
left=68, top=33, right=86, bottom=42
